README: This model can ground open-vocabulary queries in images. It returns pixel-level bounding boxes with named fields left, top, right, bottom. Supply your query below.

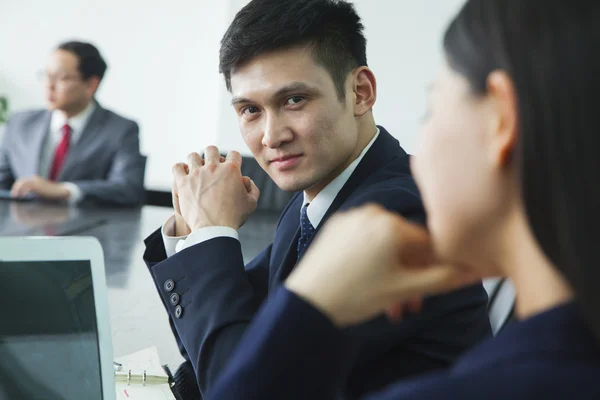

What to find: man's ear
left=352, top=66, right=377, bottom=116
left=87, top=76, right=101, bottom=97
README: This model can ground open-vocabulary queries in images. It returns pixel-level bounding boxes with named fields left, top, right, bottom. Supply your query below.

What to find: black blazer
left=143, top=127, right=491, bottom=398
left=209, top=291, right=600, bottom=399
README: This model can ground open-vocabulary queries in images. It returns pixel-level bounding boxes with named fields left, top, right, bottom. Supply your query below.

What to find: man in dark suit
left=143, top=0, right=492, bottom=398
left=0, top=41, right=146, bottom=206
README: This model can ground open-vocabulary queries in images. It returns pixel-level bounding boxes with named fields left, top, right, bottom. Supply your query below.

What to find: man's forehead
left=230, top=53, right=331, bottom=101
left=48, top=50, right=79, bottom=69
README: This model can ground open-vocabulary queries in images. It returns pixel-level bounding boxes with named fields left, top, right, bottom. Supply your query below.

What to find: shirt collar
left=50, top=101, right=97, bottom=143
left=302, top=127, right=380, bottom=228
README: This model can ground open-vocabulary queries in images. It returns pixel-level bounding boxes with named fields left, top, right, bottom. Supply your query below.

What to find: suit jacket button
left=164, top=279, right=175, bottom=292
left=174, top=305, right=183, bottom=319
left=170, top=293, right=180, bottom=306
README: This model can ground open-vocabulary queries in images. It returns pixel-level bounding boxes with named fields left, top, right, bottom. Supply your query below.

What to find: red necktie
left=49, top=123, right=71, bottom=181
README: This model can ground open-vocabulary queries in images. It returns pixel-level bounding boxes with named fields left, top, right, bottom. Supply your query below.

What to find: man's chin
left=46, top=102, right=60, bottom=111
left=271, top=176, right=314, bottom=193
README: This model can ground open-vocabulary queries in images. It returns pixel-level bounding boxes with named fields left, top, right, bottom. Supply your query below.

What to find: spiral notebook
left=114, top=347, right=175, bottom=400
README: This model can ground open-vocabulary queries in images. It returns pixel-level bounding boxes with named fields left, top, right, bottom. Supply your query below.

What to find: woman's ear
left=486, top=70, right=519, bottom=167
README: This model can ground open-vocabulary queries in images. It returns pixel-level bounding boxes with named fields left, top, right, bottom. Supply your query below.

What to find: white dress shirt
left=162, top=128, right=381, bottom=257
left=39, top=101, right=97, bottom=204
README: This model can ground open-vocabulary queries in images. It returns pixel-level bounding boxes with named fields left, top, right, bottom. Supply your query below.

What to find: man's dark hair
left=219, top=0, right=367, bottom=100
left=57, top=41, right=107, bottom=81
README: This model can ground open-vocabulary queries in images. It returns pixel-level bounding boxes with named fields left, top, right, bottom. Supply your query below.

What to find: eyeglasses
left=38, top=70, right=83, bottom=87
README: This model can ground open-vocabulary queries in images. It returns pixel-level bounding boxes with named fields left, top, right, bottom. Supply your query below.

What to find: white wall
left=353, top=0, right=465, bottom=151
left=1, top=0, right=465, bottom=191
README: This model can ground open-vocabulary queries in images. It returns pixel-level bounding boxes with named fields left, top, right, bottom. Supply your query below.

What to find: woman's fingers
left=389, top=263, right=479, bottom=299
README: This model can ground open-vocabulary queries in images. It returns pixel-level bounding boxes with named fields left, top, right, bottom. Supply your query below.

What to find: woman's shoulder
left=369, top=360, right=600, bottom=400
left=373, top=303, right=600, bottom=400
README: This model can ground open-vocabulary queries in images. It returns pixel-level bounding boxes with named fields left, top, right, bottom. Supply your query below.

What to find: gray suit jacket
left=0, top=103, right=146, bottom=206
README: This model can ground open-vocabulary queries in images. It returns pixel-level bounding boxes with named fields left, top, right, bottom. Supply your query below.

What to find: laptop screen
left=0, top=260, right=104, bottom=400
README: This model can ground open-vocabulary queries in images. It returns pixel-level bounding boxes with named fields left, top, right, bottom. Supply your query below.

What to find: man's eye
left=286, top=96, right=305, bottom=106
left=242, top=106, right=259, bottom=115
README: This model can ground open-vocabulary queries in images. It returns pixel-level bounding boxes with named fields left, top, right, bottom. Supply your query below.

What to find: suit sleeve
left=207, top=287, right=470, bottom=400
left=70, top=121, right=145, bottom=206
left=143, top=227, right=271, bottom=397
left=207, top=286, right=355, bottom=400
left=0, top=118, right=15, bottom=189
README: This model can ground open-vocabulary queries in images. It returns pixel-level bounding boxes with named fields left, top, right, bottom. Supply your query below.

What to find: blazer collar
left=271, top=126, right=406, bottom=284
left=32, top=112, right=53, bottom=176
left=316, top=125, right=405, bottom=227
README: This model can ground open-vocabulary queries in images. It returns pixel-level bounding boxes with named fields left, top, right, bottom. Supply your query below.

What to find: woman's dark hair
left=444, top=0, right=600, bottom=340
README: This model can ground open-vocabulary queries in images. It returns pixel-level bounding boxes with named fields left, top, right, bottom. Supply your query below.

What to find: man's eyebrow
left=231, top=96, right=252, bottom=106
left=272, top=82, right=317, bottom=98
left=231, top=82, right=318, bottom=106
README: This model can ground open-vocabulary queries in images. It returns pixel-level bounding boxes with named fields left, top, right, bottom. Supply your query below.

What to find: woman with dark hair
left=207, top=0, right=600, bottom=398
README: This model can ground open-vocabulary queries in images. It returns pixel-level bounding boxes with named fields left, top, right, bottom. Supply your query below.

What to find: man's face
left=230, top=46, right=360, bottom=195
left=43, top=50, right=95, bottom=113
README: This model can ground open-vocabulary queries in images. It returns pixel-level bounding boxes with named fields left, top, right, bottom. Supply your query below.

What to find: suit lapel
left=270, top=127, right=406, bottom=283
left=58, top=105, right=106, bottom=181
left=269, top=195, right=302, bottom=287
left=271, top=227, right=301, bottom=285
left=31, top=112, right=52, bottom=177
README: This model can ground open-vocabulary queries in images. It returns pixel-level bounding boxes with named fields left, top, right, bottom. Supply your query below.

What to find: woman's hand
left=285, top=205, right=479, bottom=327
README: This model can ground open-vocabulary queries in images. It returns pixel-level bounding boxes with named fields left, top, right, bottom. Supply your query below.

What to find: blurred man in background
left=0, top=41, right=146, bottom=206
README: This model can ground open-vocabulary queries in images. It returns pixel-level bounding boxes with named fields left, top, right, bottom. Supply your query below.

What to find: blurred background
left=0, top=0, right=465, bottom=192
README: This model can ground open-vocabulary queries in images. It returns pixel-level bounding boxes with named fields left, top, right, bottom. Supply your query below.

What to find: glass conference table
left=0, top=200, right=279, bottom=369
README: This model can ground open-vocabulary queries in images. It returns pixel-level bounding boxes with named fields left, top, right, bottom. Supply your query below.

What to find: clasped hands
left=171, top=146, right=260, bottom=236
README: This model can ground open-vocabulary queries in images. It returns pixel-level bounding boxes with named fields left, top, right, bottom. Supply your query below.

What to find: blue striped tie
left=297, top=204, right=315, bottom=261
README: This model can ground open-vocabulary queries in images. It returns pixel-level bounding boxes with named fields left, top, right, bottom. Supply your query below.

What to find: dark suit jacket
left=143, top=127, right=491, bottom=399
left=209, top=291, right=600, bottom=400
left=0, top=103, right=146, bottom=206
